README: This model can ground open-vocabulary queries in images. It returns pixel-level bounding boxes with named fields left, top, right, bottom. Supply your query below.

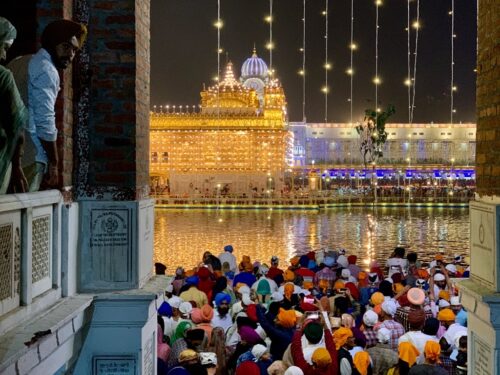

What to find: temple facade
left=150, top=51, right=293, bottom=195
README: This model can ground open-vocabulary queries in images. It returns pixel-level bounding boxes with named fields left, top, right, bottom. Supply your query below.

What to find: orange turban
left=437, top=308, right=456, bottom=322
left=284, top=283, right=294, bottom=300
left=277, top=308, right=297, bottom=328
left=398, top=342, right=420, bottom=367
left=353, top=351, right=371, bottom=375
left=424, top=341, right=441, bottom=363
left=311, top=348, right=332, bottom=368
left=417, top=268, right=430, bottom=280
left=393, top=283, right=405, bottom=294
left=334, top=280, right=345, bottom=289
left=370, top=292, right=384, bottom=306
left=439, top=290, right=450, bottom=302
left=333, top=327, right=353, bottom=350
left=290, top=256, right=300, bottom=266
left=284, top=269, right=295, bottom=282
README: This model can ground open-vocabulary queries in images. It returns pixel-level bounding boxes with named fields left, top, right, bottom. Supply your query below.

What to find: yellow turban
left=437, top=308, right=456, bottom=322
left=370, top=292, right=384, bottom=306
left=439, top=290, right=450, bottom=302
left=424, top=341, right=441, bottom=363
left=284, top=269, right=295, bottom=282
left=398, top=342, right=420, bottom=367
left=277, top=308, right=297, bottom=328
left=333, top=327, right=353, bottom=350
left=334, top=280, right=345, bottom=289
left=393, top=283, right=405, bottom=294
left=353, top=351, right=371, bottom=375
left=311, top=348, right=332, bottom=368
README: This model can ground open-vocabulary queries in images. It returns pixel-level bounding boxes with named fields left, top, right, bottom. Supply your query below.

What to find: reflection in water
left=154, top=207, right=470, bottom=274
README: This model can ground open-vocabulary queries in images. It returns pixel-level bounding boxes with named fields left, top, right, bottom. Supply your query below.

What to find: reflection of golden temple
left=150, top=52, right=293, bottom=195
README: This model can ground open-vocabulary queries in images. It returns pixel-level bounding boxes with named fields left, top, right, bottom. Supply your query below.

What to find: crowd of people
left=155, top=246, right=469, bottom=375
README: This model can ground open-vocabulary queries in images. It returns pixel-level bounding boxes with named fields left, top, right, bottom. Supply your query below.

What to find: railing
left=0, top=190, right=62, bottom=333
left=153, top=194, right=472, bottom=207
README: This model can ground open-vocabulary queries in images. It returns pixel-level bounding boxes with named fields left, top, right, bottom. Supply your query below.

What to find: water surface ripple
left=154, top=207, right=469, bottom=274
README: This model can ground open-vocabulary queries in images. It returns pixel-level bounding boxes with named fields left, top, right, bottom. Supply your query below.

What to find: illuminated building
left=150, top=50, right=293, bottom=195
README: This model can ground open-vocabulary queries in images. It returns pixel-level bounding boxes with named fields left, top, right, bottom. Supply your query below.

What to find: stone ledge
left=0, top=294, right=93, bottom=374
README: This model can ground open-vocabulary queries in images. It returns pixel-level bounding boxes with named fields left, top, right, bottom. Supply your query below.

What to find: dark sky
left=151, top=0, right=477, bottom=124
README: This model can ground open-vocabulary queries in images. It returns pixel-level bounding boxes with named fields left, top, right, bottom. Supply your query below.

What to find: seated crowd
left=156, top=246, right=469, bottom=375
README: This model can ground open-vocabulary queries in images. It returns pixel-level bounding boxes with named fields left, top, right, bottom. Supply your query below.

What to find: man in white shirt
left=218, top=244, right=237, bottom=273
left=211, top=292, right=233, bottom=333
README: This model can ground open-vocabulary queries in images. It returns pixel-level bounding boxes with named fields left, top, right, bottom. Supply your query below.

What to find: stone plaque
left=473, top=334, right=493, bottom=375
left=93, top=356, right=136, bottom=375
left=90, top=209, right=131, bottom=283
left=470, top=201, right=500, bottom=291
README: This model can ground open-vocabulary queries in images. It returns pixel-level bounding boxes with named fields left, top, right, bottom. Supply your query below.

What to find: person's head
left=380, top=300, right=397, bottom=321
left=185, top=328, right=206, bottom=350
left=41, top=19, right=87, bottom=69
left=303, top=322, right=323, bottom=344
left=398, top=342, right=420, bottom=368
left=437, top=308, right=456, bottom=328
left=433, top=272, right=447, bottom=289
left=271, top=255, right=279, bottom=266
left=407, top=253, right=417, bottom=265
left=178, top=349, right=199, bottom=366
left=394, top=247, right=406, bottom=258
left=407, top=308, right=426, bottom=331
left=0, top=17, right=16, bottom=62
left=422, top=317, right=440, bottom=336
left=458, top=335, right=467, bottom=351
left=275, top=308, right=297, bottom=328
left=333, top=327, right=354, bottom=350
left=214, top=292, right=231, bottom=316
left=423, top=341, right=441, bottom=365
left=311, top=348, right=332, bottom=369
left=199, top=352, right=218, bottom=370
left=203, top=251, right=212, bottom=262
left=252, top=344, right=271, bottom=362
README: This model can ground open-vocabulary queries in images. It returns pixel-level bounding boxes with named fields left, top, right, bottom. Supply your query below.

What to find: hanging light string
left=374, top=0, right=381, bottom=117
left=323, top=0, right=330, bottom=123
left=410, top=0, right=420, bottom=124
left=215, top=0, right=222, bottom=210
left=406, top=0, right=411, bottom=124
left=269, top=0, right=273, bottom=74
left=349, top=0, right=354, bottom=126
left=406, top=0, right=420, bottom=124
left=301, top=0, right=306, bottom=122
left=450, top=0, right=455, bottom=124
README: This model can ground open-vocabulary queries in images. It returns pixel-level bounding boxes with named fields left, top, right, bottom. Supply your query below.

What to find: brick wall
left=476, top=0, right=500, bottom=197
left=73, top=0, right=151, bottom=200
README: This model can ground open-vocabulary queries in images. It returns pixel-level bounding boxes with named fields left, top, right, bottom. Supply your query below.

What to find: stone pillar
left=459, top=1, right=500, bottom=374
left=74, top=0, right=153, bottom=292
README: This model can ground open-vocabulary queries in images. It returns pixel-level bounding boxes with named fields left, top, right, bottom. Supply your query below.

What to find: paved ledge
left=0, top=294, right=93, bottom=374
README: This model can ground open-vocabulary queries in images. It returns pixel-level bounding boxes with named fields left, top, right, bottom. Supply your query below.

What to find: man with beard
left=211, top=292, right=232, bottom=333
left=25, top=19, right=86, bottom=191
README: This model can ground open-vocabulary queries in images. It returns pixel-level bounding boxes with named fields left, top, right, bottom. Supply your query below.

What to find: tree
left=355, top=105, right=395, bottom=202
left=355, top=105, right=395, bottom=167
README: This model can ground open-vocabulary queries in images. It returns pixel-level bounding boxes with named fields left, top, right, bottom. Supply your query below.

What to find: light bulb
left=265, top=15, right=273, bottom=23
left=404, top=78, right=411, bottom=86
left=349, top=43, right=358, bottom=50
left=373, top=76, right=381, bottom=85
left=412, top=21, right=420, bottom=29
left=214, top=20, right=223, bottom=29
left=346, top=68, right=354, bottom=75
left=324, top=62, right=332, bottom=70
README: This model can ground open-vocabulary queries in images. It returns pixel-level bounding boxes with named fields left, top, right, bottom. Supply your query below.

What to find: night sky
left=151, top=0, right=477, bottom=124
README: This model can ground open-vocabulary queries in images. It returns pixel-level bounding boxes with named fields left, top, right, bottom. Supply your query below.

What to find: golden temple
left=150, top=51, right=293, bottom=196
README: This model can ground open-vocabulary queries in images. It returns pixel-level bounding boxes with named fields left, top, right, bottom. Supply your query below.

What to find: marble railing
left=0, top=190, right=62, bottom=334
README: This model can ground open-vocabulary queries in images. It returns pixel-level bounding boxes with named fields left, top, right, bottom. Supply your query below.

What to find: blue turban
left=224, top=245, right=233, bottom=253
left=299, top=255, right=309, bottom=267
left=307, top=260, right=317, bottom=270
left=214, top=292, right=231, bottom=306
left=158, top=301, right=173, bottom=317
left=324, top=256, right=335, bottom=267
left=0, top=17, right=16, bottom=44
left=185, top=275, right=199, bottom=286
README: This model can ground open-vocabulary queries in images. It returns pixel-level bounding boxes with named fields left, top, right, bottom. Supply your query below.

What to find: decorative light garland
left=406, top=0, right=420, bottom=124
left=374, top=0, right=382, bottom=116
left=348, top=0, right=355, bottom=126
left=450, top=0, right=456, bottom=124
left=301, top=0, right=306, bottom=122
left=323, top=0, right=330, bottom=123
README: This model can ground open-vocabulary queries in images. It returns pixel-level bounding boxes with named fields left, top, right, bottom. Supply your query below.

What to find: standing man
left=0, top=17, right=28, bottom=193
left=25, top=19, right=86, bottom=191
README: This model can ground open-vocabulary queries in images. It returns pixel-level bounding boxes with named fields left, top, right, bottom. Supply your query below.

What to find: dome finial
left=252, top=43, right=257, bottom=56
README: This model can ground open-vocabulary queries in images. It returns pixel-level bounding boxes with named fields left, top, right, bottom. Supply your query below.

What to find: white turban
left=251, top=344, right=268, bottom=360
left=363, top=310, right=379, bottom=327
left=377, top=327, right=392, bottom=344
left=167, top=296, right=182, bottom=309
left=434, top=273, right=446, bottom=282
left=381, top=300, right=397, bottom=317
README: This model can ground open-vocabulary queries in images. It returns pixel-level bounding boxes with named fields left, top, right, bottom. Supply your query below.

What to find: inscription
left=93, top=356, right=136, bottom=375
left=474, top=335, right=492, bottom=375
left=91, top=210, right=129, bottom=247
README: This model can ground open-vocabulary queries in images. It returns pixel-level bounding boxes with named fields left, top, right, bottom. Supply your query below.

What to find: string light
left=301, top=0, right=306, bottom=122
left=323, top=0, right=330, bottom=123
left=450, top=0, right=455, bottom=124
left=268, top=0, right=274, bottom=72
left=348, top=0, right=354, bottom=126
left=406, top=0, right=420, bottom=124
left=374, top=0, right=381, bottom=124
